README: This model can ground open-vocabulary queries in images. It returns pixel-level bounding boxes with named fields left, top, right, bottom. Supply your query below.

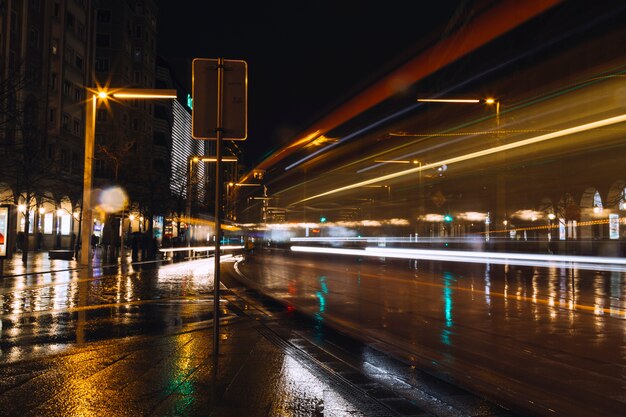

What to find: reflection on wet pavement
left=1, top=258, right=219, bottom=361
left=239, top=250, right=626, bottom=417
left=0, top=256, right=393, bottom=417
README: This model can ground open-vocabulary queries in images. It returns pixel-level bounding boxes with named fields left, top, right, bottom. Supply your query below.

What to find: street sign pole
left=213, top=58, right=224, bottom=362
left=191, top=57, right=247, bottom=364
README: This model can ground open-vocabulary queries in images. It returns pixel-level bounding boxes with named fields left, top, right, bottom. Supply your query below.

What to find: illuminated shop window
left=593, top=191, right=603, bottom=213
left=44, top=213, right=53, bottom=234
left=61, top=214, right=71, bottom=235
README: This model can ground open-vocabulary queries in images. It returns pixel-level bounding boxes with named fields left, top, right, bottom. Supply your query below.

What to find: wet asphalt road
left=3, top=249, right=624, bottom=416
left=237, top=248, right=626, bottom=417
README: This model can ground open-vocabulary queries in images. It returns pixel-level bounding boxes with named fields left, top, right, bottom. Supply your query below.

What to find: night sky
left=154, top=0, right=462, bottom=168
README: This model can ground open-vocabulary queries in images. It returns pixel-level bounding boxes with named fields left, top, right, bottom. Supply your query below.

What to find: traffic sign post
left=192, top=58, right=247, bottom=140
left=192, top=58, right=248, bottom=364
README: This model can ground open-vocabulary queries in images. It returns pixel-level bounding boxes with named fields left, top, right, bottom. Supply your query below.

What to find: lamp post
left=417, top=97, right=500, bottom=128
left=417, top=96, right=502, bottom=234
left=81, top=88, right=177, bottom=265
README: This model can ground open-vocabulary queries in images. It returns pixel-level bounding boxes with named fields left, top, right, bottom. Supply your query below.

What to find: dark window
left=62, top=80, right=71, bottom=96
left=94, top=159, right=105, bottom=177
left=134, top=25, right=142, bottom=38
left=74, top=87, right=82, bottom=102
left=71, top=152, right=79, bottom=174
left=29, top=28, right=40, bottom=48
left=133, top=47, right=141, bottom=63
left=60, top=149, right=69, bottom=171
left=49, top=108, right=56, bottom=123
left=10, top=11, right=17, bottom=34
left=29, top=0, right=41, bottom=12
left=96, top=109, right=107, bottom=122
left=64, top=46, right=74, bottom=64
left=95, top=57, right=109, bottom=72
left=75, top=55, right=83, bottom=70
left=153, top=132, right=167, bottom=146
left=66, top=12, right=75, bottom=29
left=96, top=33, right=110, bottom=47
left=62, top=114, right=71, bottom=131
left=154, top=105, right=168, bottom=120
left=50, top=73, right=58, bottom=90
left=73, top=119, right=80, bottom=135
left=97, top=9, right=111, bottom=23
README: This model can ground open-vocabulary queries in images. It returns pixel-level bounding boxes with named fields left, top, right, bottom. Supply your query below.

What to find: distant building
left=0, top=0, right=96, bottom=253
left=0, top=0, right=183, bottom=255
left=92, top=0, right=169, bottom=236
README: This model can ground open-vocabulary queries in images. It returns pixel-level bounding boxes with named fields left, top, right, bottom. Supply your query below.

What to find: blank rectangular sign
left=192, top=58, right=247, bottom=140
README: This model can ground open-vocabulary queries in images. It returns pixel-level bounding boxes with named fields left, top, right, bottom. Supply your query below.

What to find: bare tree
left=0, top=63, right=62, bottom=264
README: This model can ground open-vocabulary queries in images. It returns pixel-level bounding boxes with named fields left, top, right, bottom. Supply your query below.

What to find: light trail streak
left=159, top=245, right=243, bottom=253
left=417, top=98, right=480, bottom=103
left=290, top=246, right=626, bottom=273
left=291, top=114, right=626, bottom=205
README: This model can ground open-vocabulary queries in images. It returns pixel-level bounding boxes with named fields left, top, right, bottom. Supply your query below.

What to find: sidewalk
left=0, top=251, right=81, bottom=278
left=0, top=249, right=152, bottom=278
left=0, top=296, right=396, bottom=417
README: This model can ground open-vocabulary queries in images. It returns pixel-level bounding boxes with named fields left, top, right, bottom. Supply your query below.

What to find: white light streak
left=417, top=98, right=481, bottom=103
left=290, top=245, right=626, bottom=272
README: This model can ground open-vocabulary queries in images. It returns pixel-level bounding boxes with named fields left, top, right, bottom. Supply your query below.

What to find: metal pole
left=80, top=94, right=96, bottom=265
left=186, top=157, right=193, bottom=260
left=120, top=209, right=125, bottom=267
left=213, top=58, right=224, bottom=358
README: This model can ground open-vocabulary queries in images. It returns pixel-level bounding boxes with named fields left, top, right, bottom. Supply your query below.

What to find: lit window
left=44, top=213, right=53, bottom=234
left=593, top=191, right=603, bottom=213
left=60, top=214, right=71, bottom=235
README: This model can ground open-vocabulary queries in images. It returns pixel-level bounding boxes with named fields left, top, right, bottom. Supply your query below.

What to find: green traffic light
left=320, top=216, right=327, bottom=223
left=444, top=214, right=453, bottom=222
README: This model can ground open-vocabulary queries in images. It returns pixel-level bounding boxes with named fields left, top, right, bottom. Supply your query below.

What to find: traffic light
left=320, top=216, right=327, bottom=223
left=443, top=214, right=453, bottom=222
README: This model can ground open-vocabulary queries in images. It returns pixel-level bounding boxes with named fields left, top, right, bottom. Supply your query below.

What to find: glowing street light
left=374, top=159, right=421, bottom=164
left=81, top=87, right=177, bottom=265
left=417, top=96, right=500, bottom=126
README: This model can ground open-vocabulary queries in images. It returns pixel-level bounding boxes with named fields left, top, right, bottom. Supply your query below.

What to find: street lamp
left=417, top=97, right=500, bottom=128
left=81, top=88, right=177, bottom=265
left=417, top=96, right=503, bottom=233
